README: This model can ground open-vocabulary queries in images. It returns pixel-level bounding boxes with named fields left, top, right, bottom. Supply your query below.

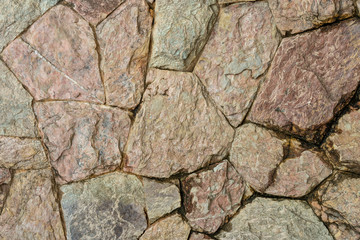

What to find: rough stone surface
left=189, top=232, right=214, bottom=240
left=19, top=5, right=104, bottom=103
left=219, top=0, right=256, bottom=4
left=230, top=123, right=287, bottom=192
left=249, top=19, right=360, bottom=143
left=0, top=168, right=11, bottom=211
left=140, top=214, right=191, bottom=240
left=67, top=0, right=125, bottom=25
left=61, top=172, right=147, bottom=240
left=97, top=0, right=152, bottom=109
left=143, top=178, right=181, bottom=224
left=194, top=1, right=281, bottom=126
left=0, top=168, right=11, bottom=185
left=150, top=0, right=219, bottom=71
left=324, top=108, right=360, bottom=174
left=269, top=0, right=355, bottom=35
left=182, top=160, right=245, bottom=234
left=0, top=169, right=65, bottom=239
left=357, top=1, right=360, bottom=16
left=0, top=137, right=49, bottom=170
left=0, top=0, right=58, bottom=52
left=124, top=69, right=234, bottom=178
left=309, top=173, right=360, bottom=240
left=34, top=101, right=131, bottom=184
left=216, top=197, right=333, bottom=240
left=0, top=60, right=37, bottom=137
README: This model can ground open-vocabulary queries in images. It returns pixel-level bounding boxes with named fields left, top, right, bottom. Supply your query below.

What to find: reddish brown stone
left=189, top=232, right=213, bottom=240
left=97, top=0, right=152, bottom=109
left=19, top=5, right=104, bottom=103
left=249, top=19, right=360, bottom=143
left=182, top=161, right=245, bottom=234
left=34, top=101, right=131, bottom=184
left=194, top=1, right=281, bottom=126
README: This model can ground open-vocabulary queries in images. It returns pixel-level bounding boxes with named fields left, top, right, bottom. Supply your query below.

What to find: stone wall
left=1, top=0, right=360, bottom=239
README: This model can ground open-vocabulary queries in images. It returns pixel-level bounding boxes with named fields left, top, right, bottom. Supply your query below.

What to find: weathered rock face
left=218, top=0, right=256, bottom=4
left=249, top=19, right=360, bottom=143
left=143, top=178, right=181, bottom=224
left=16, top=5, right=104, bottom=103
left=0, top=60, right=37, bottom=137
left=194, top=1, right=281, bottom=126
left=230, top=123, right=287, bottom=192
left=34, top=101, right=131, bottom=184
left=150, top=0, right=218, bottom=71
left=0, top=0, right=58, bottom=52
left=61, top=172, right=147, bottom=240
left=324, top=108, right=360, bottom=174
left=0, top=169, right=65, bottom=239
left=124, top=69, right=234, bottom=178
left=0, top=168, right=11, bottom=211
left=66, top=0, right=124, bottom=25
left=140, top=214, right=191, bottom=240
left=189, top=232, right=213, bottom=240
left=357, top=1, right=360, bottom=16
left=309, top=173, right=360, bottom=240
left=182, top=160, right=245, bottom=234
left=269, top=0, right=355, bottom=35
left=97, top=0, right=152, bottom=109
left=216, top=197, right=333, bottom=240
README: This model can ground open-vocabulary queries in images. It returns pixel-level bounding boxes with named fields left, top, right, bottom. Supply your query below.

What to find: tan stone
left=218, top=0, right=256, bottom=4
left=189, top=232, right=214, bottom=240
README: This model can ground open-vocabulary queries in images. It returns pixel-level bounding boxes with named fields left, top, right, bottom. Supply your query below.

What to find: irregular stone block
left=140, top=214, right=191, bottom=240
left=66, top=0, right=124, bottom=25
left=309, top=173, right=360, bottom=240
left=194, top=1, right=281, bottom=126
left=0, top=169, right=65, bottom=239
left=0, top=137, right=49, bottom=170
left=216, top=197, right=333, bottom=240
left=0, top=168, right=11, bottom=211
left=125, top=69, right=234, bottom=178
left=182, top=160, right=245, bottom=234
left=97, top=0, right=152, bottom=109
left=19, top=5, right=104, bottom=103
left=34, top=101, right=131, bottom=184
left=0, top=60, right=37, bottom=137
left=269, top=0, right=355, bottom=35
left=61, top=172, right=147, bottom=240
left=0, top=0, right=58, bottom=52
left=150, top=0, right=219, bottom=71
left=249, top=19, right=360, bottom=143
left=143, top=178, right=181, bottom=224
left=230, top=123, right=287, bottom=192
left=189, top=232, right=214, bottom=240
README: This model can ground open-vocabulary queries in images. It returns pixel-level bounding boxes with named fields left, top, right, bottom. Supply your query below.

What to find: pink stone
left=182, top=161, right=245, bottom=234
left=34, top=101, right=131, bottom=184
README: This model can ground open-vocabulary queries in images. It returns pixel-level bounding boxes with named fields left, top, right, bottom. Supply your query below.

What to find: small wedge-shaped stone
left=0, top=0, right=58, bottom=52
left=97, top=0, right=152, bottom=109
left=34, top=101, right=131, bottom=184
left=230, top=123, right=287, bottom=192
left=0, top=137, right=48, bottom=170
left=150, top=0, right=219, bottom=71
left=194, top=1, right=281, bottom=126
left=0, top=169, right=65, bottom=239
left=324, top=108, right=360, bottom=174
left=249, top=19, right=360, bottom=143
left=309, top=173, right=360, bottom=240
left=182, top=160, right=245, bottom=234
left=269, top=0, right=355, bottom=35
left=61, top=172, right=147, bottom=240
left=66, top=0, right=124, bottom=25
left=189, top=232, right=214, bottom=240
left=0, top=60, right=37, bottom=137
left=18, top=5, right=104, bottom=103
left=125, top=69, right=234, bottom=178
left=143, top=178, right=181, bottom=224
left=140, top=214, right=191, bottom=240
left=216, top=198, right=333, bottom=240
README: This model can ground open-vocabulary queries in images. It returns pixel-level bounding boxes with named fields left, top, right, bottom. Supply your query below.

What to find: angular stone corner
left=61, top=172, right=147, bottom=240
left=124, top=69, right=234, bottom=178
left=194, top=1, right=281, bottom=127
left=249, top=19, right=360, bottom=143
left=216, top=197, right=333, bottom=240
left=182, top=160, right=245, bottom=234
left=97, top=0, right=152, bottom=109
left=150, top=0, right=219, bottom=71
left=34, top=101, right=131, bottom=184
